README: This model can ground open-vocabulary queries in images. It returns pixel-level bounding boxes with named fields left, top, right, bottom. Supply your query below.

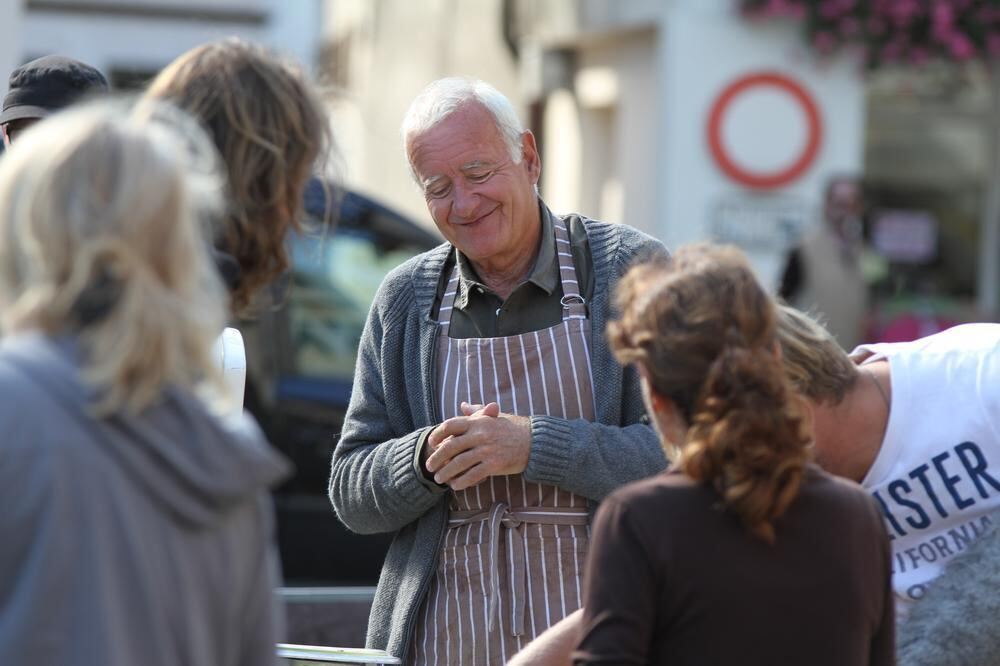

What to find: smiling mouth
left=462, top=207, right=498, bottom=226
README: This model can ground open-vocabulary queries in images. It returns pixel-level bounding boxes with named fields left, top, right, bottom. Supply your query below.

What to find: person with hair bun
left=572, top=244, right=894, bottom=665
left=0, top=102, right=288, bottom=666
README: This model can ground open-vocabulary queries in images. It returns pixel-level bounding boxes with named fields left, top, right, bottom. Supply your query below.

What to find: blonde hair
left=776, top=304, right=859, bottom=405
left=145, top=38, right=332, bottom=314
left=0, top=101, right=227, bottom=414
left=608, top=244, right=812, bottom=543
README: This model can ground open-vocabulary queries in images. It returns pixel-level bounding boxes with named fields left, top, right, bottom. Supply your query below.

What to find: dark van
left=242, top=182, right=439, bottom=585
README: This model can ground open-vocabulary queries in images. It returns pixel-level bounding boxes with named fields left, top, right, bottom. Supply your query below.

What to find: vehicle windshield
left=286, top=227, right=428, bottom=381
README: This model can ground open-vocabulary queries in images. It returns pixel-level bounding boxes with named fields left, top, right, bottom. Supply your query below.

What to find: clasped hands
left=422, top=401, right=531, bottom=491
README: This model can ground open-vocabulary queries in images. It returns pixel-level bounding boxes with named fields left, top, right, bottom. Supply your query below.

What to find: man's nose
left=451, top=180, right=479, bottom=218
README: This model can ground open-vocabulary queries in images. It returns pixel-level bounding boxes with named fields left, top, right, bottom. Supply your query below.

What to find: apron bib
left=409, top=219, right=596, bottom=665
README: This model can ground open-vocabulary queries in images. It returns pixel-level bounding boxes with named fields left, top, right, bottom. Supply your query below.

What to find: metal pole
left=978, top=61, right=1000, bottom=319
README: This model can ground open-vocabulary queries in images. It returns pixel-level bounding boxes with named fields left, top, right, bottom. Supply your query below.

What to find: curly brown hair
left=608, top=244, right=812, bottom=543
left=145, top=39, right=331, bottom=315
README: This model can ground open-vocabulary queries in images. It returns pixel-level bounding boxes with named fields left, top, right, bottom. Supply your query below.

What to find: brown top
left=574, top=466, right=895, bottom=666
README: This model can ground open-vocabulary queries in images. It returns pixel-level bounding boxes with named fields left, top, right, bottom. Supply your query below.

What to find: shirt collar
left=453, top=200, right=559, bottom=309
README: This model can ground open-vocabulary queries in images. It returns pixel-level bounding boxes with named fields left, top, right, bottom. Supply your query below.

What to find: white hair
left=400, top=77, right=525, bottom=178
left=0, top=99, right=228, bottom=414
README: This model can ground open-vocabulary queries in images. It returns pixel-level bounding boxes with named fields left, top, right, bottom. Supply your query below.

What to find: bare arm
left=507, top=609, right=582, bottom=666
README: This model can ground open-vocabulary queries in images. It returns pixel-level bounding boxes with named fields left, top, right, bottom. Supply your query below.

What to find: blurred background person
left=779, top=174, right=870, bottom=350
left=142, top=38, right=333, bottom=409
left=571, top=244, right=893, bottom=665
left=143, top=38, right=333, bottom=318
left=0, top=102, right=288, bottom=665
left=0, top=55, right=108, bottom=145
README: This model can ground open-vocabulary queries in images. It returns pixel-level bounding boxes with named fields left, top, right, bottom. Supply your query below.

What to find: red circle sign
left=707, top=71, right=823, bottom=190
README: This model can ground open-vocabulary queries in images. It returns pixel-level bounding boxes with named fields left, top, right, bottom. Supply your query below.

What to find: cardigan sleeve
left=328, top=272, right=446, bottom=536
left=524, top=228, right=669, bottom=500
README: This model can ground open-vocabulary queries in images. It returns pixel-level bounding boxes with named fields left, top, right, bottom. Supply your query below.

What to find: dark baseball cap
left=0, top=55, right=109, bottom=125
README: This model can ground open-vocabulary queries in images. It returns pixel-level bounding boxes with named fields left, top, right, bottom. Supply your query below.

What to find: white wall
left=659, top=0, right=865, bottom=285
left=323, top=0, right=521, bottom=224
left=17, top=0, right=323, bottom=85
left=0, top=0, right=23, bottom=98
left=526, top=0, right=864, bottom=286
left=543, top=30, right=659, bottom=235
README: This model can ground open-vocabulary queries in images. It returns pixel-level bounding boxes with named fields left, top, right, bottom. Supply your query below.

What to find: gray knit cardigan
left=328, top=214, right=669, bottom=660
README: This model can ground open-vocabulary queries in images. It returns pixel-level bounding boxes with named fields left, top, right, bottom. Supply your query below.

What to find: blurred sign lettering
left=872, top=209, right=938, bottom=263
left=709, top=195, right=808, bottom=251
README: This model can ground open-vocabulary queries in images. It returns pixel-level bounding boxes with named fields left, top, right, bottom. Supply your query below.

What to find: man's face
left=2, top=118, right=40, bottom=146
left=824, top=179, right=863, bottom=225
left=406, top=102, right=541, bottom=270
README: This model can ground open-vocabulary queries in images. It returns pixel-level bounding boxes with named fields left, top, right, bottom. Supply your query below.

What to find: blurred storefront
left=506, top=0, right=1000, bottom=332
left=864, top=62, right=996, bottom=335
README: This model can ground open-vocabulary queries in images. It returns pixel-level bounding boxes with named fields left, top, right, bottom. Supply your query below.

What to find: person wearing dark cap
left=0, top=55, right=108, bottom=145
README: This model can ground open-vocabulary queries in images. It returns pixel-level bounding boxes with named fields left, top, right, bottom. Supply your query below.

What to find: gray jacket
left=0, top=333, right=289, bottom=666
left=329, top=214, right=669, bottom=660
left=897, top=513, right=1000, bottom=666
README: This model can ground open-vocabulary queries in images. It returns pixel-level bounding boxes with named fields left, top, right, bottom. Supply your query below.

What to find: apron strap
left=449, top=503, right=590, bottom=636
left=436, top=217, right=586, bottom=330
left=553, top=217, right=587, bottom=320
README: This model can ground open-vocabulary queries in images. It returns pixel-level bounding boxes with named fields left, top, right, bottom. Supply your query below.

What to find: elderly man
left=328, top=77, right=667, bottom=664
left=1, top=55, right=108, bottom=145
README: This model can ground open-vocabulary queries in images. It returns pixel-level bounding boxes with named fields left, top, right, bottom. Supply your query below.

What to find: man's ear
left=521, top=130, right=541, bottom=184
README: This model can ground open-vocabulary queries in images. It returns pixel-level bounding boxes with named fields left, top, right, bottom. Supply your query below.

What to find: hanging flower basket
left=739, top=0, right=1000, bottom=69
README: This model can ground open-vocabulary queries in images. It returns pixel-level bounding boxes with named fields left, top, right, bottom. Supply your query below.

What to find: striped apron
left=408, top=219, right=597, bottom=666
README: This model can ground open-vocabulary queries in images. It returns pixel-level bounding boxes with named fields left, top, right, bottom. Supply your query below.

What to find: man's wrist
left=413, top=427, right=447, bottom=490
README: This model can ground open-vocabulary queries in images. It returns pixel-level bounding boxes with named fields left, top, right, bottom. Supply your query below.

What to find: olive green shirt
left=435, top=201, right=593, bottom=337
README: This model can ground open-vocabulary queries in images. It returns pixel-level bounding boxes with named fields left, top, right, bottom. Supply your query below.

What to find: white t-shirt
left=854, top=324, right=1000, bottom=617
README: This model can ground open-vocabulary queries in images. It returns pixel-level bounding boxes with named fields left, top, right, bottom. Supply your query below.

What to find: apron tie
left=449, top=502, right=590, bottom=636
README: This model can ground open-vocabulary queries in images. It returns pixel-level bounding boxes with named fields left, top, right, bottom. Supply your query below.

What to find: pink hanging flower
left=988, top=32, right=1000, bottom=57
left=813, top=30, right=838, bottom=54
left=785, top=2, right=807, bottom=19
left=867, top=15, right=887, bottom=36
left=880, top=39, right=905, bottom=63
left=908, top=46, right=930, bottom=66
left=763, top=0, right=792, bottom=16
left=820, top=0, right=843, bottom=19
left=949, top=33, right=976, bottom=59
left=931, top=2, right=955, bottom=40
left=839, top=16, right=861, bottom=37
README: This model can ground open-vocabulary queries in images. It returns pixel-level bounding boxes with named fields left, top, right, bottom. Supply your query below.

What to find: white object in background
left=213, top=326, right=247, bottom=413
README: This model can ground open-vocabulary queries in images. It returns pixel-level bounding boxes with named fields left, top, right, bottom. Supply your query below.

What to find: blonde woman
left=0, top=103, right=288, bottom=665
left=574, top=245, right=895, bottom=665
